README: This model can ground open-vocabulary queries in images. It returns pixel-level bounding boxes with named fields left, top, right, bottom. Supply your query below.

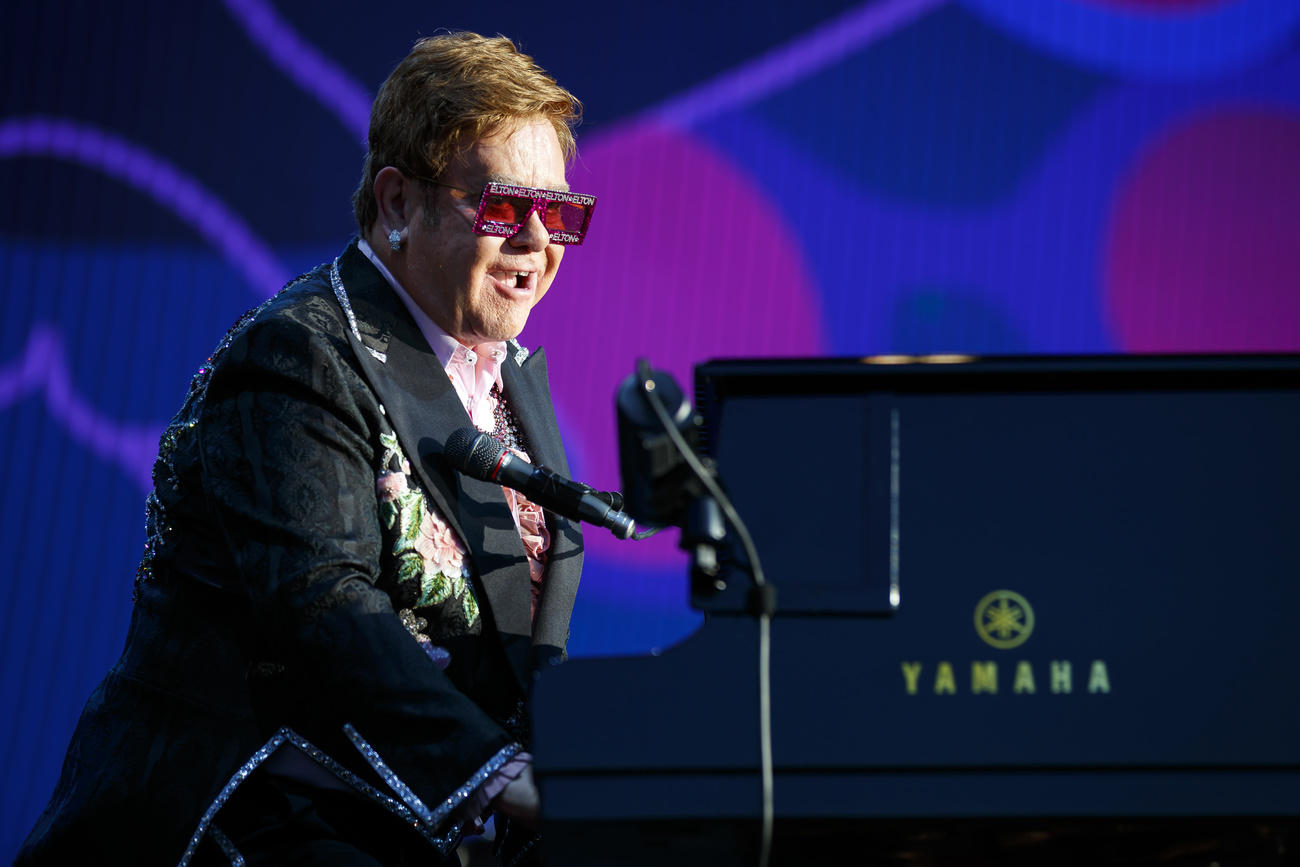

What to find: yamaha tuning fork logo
left=974, top=589, right=1035, bottom=650
left=899, top=589, right=1111, bottom=697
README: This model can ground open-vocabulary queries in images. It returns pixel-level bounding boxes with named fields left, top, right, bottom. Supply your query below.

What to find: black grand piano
left=532, top=355, right=1300, bottom=865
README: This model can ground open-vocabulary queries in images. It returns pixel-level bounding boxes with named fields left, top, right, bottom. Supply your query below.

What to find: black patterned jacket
left=18, top=240, right=584, bottom=865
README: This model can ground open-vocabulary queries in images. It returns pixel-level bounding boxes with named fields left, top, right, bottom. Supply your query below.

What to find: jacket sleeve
left=196, top=303, right=514, bottom=845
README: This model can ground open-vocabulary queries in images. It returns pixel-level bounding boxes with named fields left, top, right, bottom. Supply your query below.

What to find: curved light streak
left=217, top=0, right=944, bottom=149
left=648, top=0, right=949, bottom=128
left=221, top=0, right=371, bottom=143
left=0, top=325, right=157, bottom=492
left=0, top=116, right=290, bottom=298
left=963, top=0, right=1300, bottom=80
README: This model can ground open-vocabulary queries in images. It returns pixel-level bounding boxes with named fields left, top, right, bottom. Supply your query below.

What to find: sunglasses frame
left=471, top=181, right=597, bottom=245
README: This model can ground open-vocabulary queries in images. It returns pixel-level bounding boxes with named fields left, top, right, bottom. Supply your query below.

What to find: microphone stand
left=629, top=360, right=776, bottom=867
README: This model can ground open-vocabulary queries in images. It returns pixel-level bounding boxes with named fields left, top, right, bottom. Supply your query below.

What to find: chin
left=499, top=312, right=533, bottom=342
left=474, top=325, right=526, bottom=345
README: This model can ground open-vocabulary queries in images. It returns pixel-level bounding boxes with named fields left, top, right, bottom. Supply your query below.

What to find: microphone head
left=445, top=427, right=504, bottom=481
left=616, top=366, right=696, bottom=526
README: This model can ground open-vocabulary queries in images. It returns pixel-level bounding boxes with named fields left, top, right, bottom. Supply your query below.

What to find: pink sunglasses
left=469, top=181, right=596, bottom=245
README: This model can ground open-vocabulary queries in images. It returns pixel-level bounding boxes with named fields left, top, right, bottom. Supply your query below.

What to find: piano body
left=533, top=356, right=1300, bottom=864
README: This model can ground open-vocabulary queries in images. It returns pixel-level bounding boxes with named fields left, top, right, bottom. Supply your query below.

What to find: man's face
left=403, top=117, right=567, bottom=346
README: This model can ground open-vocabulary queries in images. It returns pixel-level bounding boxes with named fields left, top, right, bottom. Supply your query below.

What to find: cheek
left=534, top=246, right=564, bottom=306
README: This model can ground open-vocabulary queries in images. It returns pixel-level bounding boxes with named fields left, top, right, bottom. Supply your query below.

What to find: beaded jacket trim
left=330, top=258, right=387, bottom=363
left=176, top=726, right=520, bottom=865
left=508, top=338, right=529, bottom=366
left=206, top=824, right=245, bottom=866
left=134, top=297, right=275, bottom=596
left=344, top=724, right=519, bottom=831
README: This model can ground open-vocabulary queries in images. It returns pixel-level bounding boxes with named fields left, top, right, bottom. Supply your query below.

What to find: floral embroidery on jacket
left=376, top=431, right=479, bottom=662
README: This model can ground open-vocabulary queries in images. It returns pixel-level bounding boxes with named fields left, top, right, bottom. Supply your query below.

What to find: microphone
left=445, top=427, right=636, bottom=540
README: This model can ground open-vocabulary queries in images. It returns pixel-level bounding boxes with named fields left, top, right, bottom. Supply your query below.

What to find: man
left=19, top=32, right=591, bottom=865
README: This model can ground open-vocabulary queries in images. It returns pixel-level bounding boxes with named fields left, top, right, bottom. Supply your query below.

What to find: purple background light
left=0, top=117, right=290, bottom=296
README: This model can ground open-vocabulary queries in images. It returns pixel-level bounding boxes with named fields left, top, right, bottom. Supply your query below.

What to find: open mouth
left=495, top=270, right=533, bottom=291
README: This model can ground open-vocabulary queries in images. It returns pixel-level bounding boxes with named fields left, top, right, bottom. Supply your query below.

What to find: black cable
left=633, top=360, right=774, bottom=867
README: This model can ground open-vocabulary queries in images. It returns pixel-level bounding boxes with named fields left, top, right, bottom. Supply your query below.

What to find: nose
left=507, top=207, right=551, bottom=252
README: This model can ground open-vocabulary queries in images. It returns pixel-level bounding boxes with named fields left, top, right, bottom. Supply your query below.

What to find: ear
left=373, top=166, right=414, bottom=239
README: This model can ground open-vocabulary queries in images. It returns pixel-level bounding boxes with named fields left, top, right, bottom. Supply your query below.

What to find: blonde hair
left=353, top=32, right=581, bottom=231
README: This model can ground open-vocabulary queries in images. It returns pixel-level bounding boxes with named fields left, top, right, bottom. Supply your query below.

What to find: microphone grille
left=445, top=426, right=504, bottom=481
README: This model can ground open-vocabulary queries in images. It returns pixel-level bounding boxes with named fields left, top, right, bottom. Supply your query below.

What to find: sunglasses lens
left=543, top=201, right=591, bottom=233
left=481, top=193, right=534, bottom=225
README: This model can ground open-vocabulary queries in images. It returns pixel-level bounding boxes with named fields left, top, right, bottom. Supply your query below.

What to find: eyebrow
left=485, top=173, right=571, bottom=193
